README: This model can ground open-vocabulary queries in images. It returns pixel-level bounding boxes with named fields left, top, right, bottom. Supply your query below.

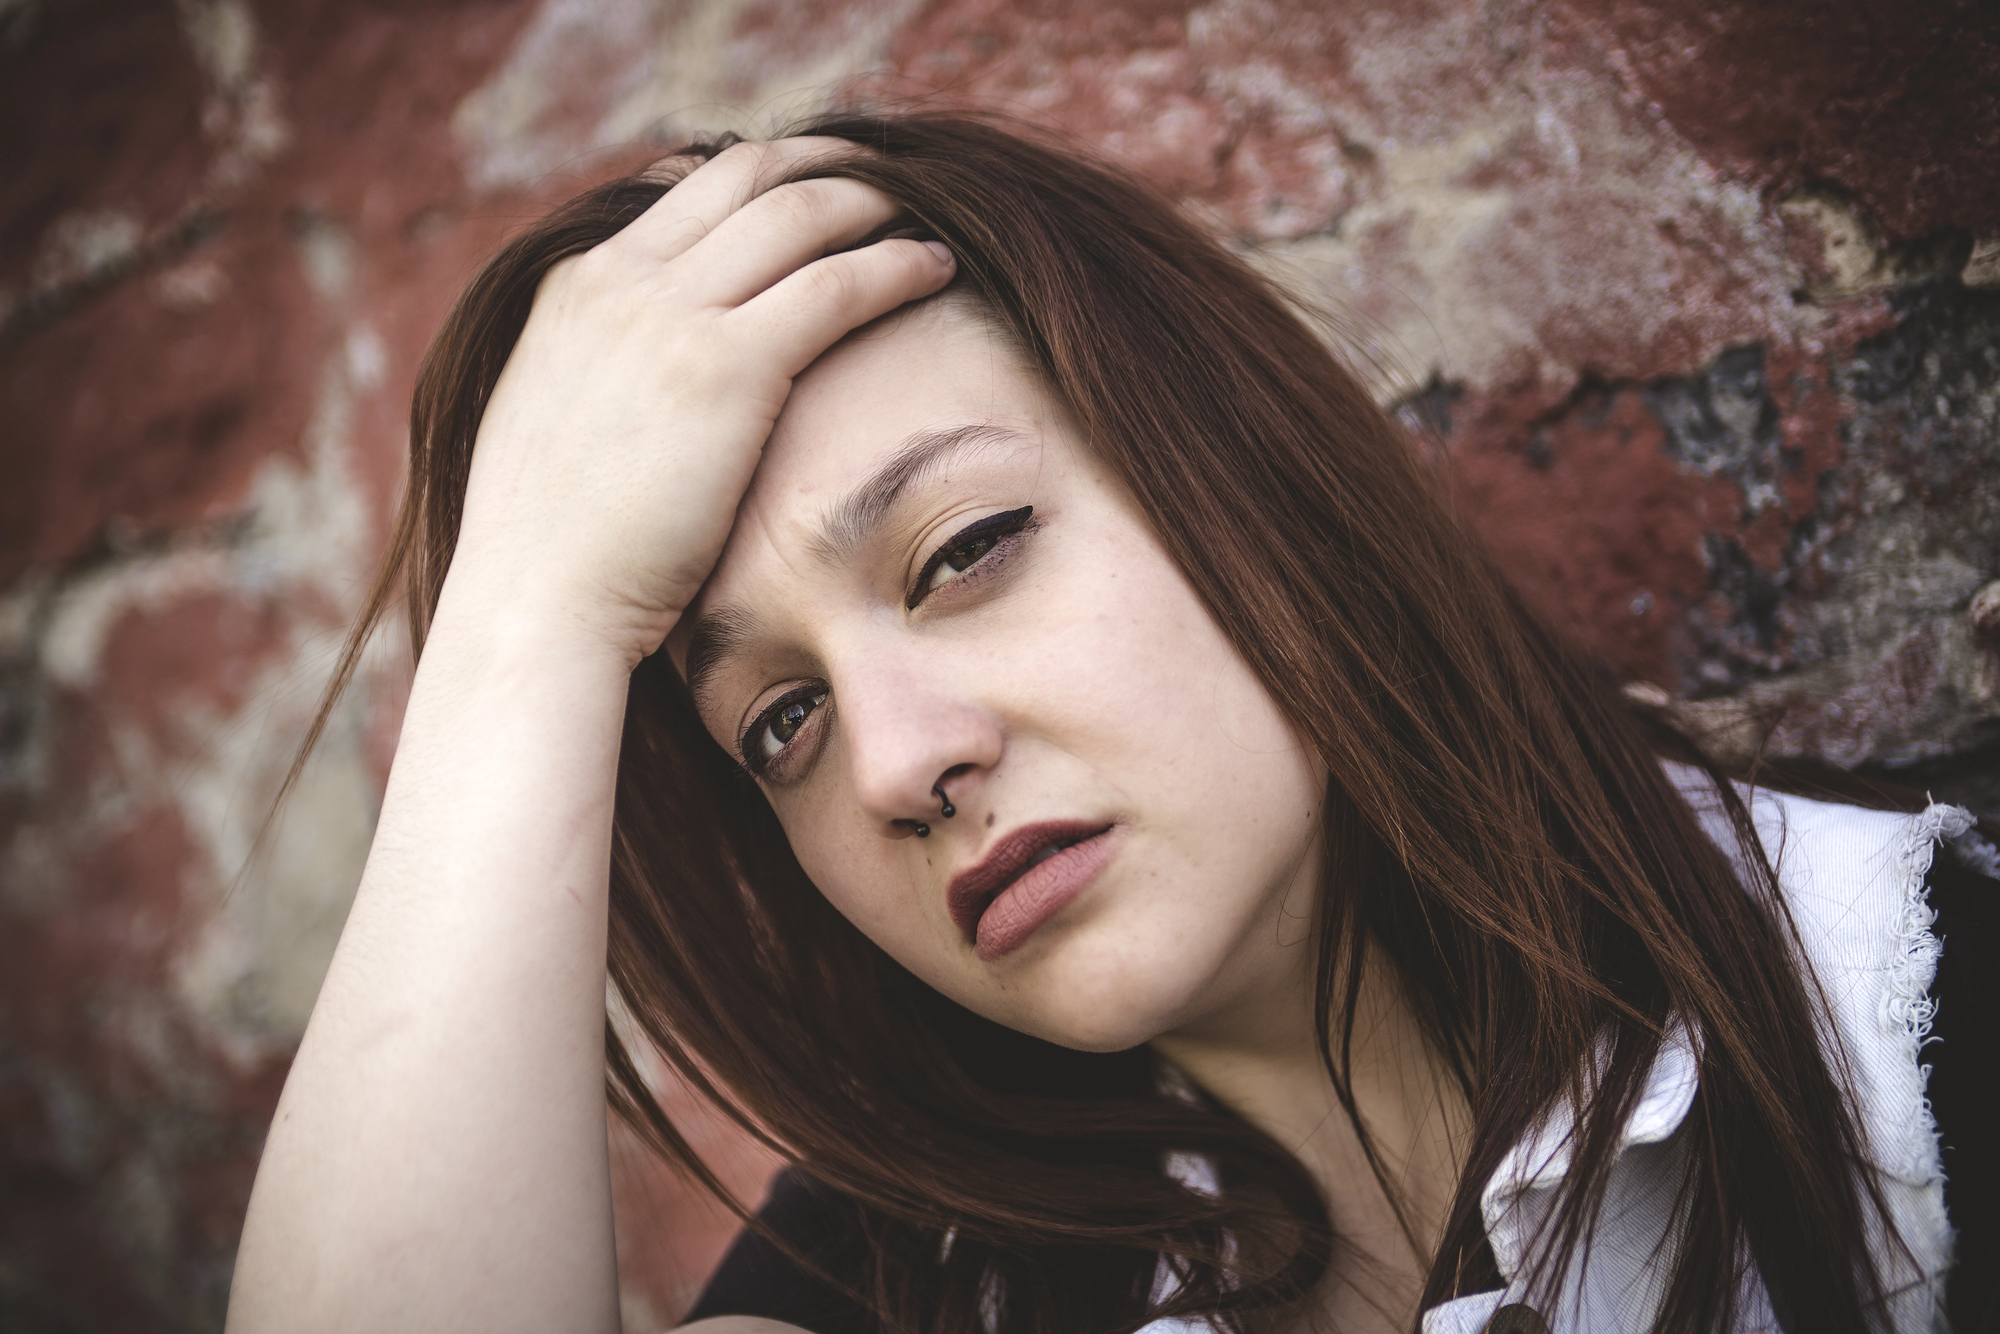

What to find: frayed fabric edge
left=1887, top=803, right=1986, bottom=1328
left=1887, top=805, right=1966, bottom=1056
left=1887, top=805, right=1972, bottom=1176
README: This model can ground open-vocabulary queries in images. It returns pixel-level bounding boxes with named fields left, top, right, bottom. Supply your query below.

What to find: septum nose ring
left=907, top=782, right=956, bottom=839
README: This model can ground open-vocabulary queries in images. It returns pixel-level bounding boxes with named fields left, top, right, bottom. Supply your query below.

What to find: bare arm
left=227, top=597, right=633, bottom=1333
left=225, top=141, right=953, bottom=1334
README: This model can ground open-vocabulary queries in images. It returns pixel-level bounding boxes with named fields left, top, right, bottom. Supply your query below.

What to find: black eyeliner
left=738, top=685, right=826, bottom=774
left=906, top=506, right=1035, bottom=609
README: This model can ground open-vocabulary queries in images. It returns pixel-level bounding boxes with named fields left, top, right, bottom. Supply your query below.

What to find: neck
left=1150, top=940, right=1471, bottom=1332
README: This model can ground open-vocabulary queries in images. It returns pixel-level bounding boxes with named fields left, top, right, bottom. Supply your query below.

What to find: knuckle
left=805, top=258, right=862, bottom=307
left=764, top=180, right=835, bottom=232
left=716, top=139, right=782, bottom=186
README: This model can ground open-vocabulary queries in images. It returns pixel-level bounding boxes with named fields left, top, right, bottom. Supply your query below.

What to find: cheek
left=1063, top=546, right=1327, bottom=910
left=1062, top=547, right=1308, bottom=789
left=780, top=794, right=956, bottom=973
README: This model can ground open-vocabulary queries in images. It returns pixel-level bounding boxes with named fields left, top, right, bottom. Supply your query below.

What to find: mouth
left=947, top=820, right=1117, bottom=960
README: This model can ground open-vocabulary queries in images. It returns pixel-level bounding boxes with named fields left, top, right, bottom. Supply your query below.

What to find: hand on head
left=449, top=138, right=955, bottom=668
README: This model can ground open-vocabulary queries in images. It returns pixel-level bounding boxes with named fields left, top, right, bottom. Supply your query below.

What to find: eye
left=931, top=532, right=1000, bottom=586
left=907, top=506, right=1035, bottom=609
left=741, top=688, right=827, bottom=773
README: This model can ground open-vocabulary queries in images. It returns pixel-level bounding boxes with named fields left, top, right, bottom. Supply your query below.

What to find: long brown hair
left=304, top=113, right=1896, bottom=1334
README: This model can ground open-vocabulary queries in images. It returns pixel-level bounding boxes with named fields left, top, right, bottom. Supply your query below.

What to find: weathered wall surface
left=2, top=0, right=1995, bottom=1329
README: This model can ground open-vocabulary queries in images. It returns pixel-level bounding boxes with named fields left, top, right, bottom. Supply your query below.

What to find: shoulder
left=1665, top=762, right=1988, bottom=1129
left=1665, top=764, right=1994, bottom=1317
left=1663, top=762, right=1989, bottom=997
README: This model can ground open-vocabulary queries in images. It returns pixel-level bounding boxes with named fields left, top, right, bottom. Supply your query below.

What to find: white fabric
left=1138, top=772, right=1986, bottom=1334
left=1420, top=772, right=1978, bottom=1334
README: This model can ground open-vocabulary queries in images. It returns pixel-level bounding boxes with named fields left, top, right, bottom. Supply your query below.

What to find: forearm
left=223, top=141, right=954, bottom=1332
left=227, top=583, right=638, bottom=1334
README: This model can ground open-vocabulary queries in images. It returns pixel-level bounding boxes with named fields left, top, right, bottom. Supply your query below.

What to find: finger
left=730, top=238, right=957, bottom=377
left=615, top=137, right=863, bottom=264
left=676, top=177, right=908, bottom=308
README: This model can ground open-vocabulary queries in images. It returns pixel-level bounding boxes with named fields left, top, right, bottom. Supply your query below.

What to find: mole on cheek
left=986, top=812, right=996, bottom=828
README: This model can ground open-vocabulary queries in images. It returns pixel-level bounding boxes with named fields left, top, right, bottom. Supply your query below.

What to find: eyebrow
left=807, top=421, right=1022, bottom=565
left=681, top=422, right=1024, bottom=710
left=681, top=605, right=756, bottom=717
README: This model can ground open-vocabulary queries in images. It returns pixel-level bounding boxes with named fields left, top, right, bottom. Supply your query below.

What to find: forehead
left=748, top=298, right=1043, bottom=507
left=671, top=300, right=1062, bottom=677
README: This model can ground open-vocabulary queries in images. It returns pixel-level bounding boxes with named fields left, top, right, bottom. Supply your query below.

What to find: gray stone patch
left=1684, top=279, right=2000, bottom=787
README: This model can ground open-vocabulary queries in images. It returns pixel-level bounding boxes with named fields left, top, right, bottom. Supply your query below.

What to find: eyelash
left=739, top=685, right=828, bottom=777
left=737, top=506, right=1038, bottom=778
left=905, top=506, right=1035, bottom=610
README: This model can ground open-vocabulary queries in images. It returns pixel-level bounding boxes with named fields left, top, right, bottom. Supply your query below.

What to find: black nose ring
left=909, top=820, right=931, bottom=838
left=933, top=782, right=956, bottom=819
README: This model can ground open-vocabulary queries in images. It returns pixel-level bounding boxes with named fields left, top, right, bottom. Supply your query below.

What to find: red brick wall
left=3, top=1, right=1996, bottom=1329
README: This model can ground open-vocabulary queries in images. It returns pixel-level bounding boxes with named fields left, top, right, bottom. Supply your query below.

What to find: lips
left=947, top=820, right=1115, bottom=960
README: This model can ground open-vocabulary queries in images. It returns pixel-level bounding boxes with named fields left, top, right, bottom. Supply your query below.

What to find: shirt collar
left=1477, top=1021, right=1701, bottom=1279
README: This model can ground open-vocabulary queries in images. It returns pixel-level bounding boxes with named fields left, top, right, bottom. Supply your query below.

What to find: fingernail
left=923, top=240, right=953, bottom=266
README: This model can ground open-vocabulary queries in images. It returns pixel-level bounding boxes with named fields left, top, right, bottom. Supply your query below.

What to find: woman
left=224, top=115, right=1993, bottom=1334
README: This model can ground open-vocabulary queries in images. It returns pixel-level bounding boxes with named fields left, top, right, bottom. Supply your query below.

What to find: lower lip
left=973, top=829, right=1117, bottom=962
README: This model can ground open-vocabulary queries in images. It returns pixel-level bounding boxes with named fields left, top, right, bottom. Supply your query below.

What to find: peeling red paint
left=1448, top=383, right=1724, bottom=687
left=2, top=228, right=324, bottom=580
left=0, top=0, right=212, bottom=293
left=95, top=592, right=294, bottom=732
left=1550, top=0, right=2000, bottom=242
left=866, top=0, right=1369, bottom=240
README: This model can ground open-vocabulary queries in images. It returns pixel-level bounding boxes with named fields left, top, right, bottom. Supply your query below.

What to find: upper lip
left=947, top=820, right=1112, bottom=935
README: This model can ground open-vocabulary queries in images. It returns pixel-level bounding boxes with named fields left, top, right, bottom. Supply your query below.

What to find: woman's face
left=671, top=300, right=1328, bottom=1054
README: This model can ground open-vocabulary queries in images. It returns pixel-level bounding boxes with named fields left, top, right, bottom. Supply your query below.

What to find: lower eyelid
left=921, top=526, right=1035, bottom=604
left=750, top=693, right=831, bottom=782
left=968, top=529, right=1027, bottom=580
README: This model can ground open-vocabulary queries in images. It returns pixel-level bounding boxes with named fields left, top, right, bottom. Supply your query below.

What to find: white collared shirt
left=1146, top=772, right=1991, bottom=1334
left=1426, top=771, right=1985, bottom=1334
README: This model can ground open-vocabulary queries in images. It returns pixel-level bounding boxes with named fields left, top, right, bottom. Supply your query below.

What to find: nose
left=833, top=659, right=1001, bottom=839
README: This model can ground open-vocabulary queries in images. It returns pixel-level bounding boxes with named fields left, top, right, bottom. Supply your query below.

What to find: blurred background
left=2, top=0, right=1996, bottom=1329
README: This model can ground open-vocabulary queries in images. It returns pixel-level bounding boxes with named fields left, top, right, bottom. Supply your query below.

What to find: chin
left=1027, top=1014, right=1164, bottom=1055
left=983, top=928, right=1212, bottom=1054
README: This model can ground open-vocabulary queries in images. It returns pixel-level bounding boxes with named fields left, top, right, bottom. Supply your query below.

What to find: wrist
left=423, top=566, right=670, bottom=682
